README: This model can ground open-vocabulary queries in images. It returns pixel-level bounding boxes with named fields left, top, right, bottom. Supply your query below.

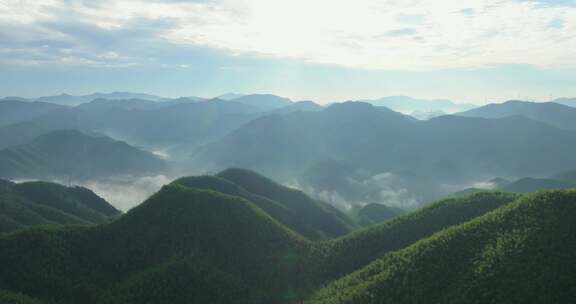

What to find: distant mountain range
left=1, top=169, right=574, bottom=303
left=193, top=101, right=576, bottom=206
left=458, top=100, right=576, bottom=130
left=0, top=130, right=166, bottom=180
left=362, top=95, right=475, bottom=116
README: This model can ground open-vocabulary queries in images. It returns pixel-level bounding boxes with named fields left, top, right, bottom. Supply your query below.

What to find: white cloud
left=1, top=0, right=576, bottom=70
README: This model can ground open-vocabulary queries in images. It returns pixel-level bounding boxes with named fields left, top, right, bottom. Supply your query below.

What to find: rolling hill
left=308, top=190, right=576, bottom=304
left=0, top=130, right=166, bottom=180
left=458, top=100, right=576, bottom=130
left=0, top=100, right=67, bottom=127
left=0, top=168, right=573, bottom=304
left=193, top=102, right=576, bottom=206
left=173, top=169, right=355, bottom=240
left=0, top=179, right=119, bottom=233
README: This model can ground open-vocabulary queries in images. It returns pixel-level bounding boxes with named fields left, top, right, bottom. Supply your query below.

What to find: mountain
left=0, top=179, right=120, bottom=233
left=0, top=99, right=67, bottom=127
left=232, top=94, right=293, bottom=111
left=216, top=168, right=356, bottom=238
left=194, top=102, right=576, bottom=205
left=458, top=100, right=576, bottom=130
left=36, top=92, right=166, bottom=106
left=0, top=167, right=573, bottom=304
left=270, top=100, right=323, bottom=114
left=0, top=183, right=313, bottom=304
left=173, top=169, right=355, bottom=240
left=0, top=122, right=49, bottom=150
left=315, top=191, right=519, bottom=283
left=550, top=97, right=576, bottom=108
left=14, top=99, right=262, bottom=156
left=364, top=96, right=475, bottom=114
left=0, top=130, right=166, bottom=180
left=350, top=203, right=405, bottom=227
left=216, top=93, right=246, bottom=100
left=75, top=98, right=163, bottom=111
left=309, top=189, right=576, bottom=304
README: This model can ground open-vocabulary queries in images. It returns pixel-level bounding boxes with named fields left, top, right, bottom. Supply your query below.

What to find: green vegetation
left=0, top=130, right=166, bottom=180
left=308, top=190, right=576, bottom=304
left=349, top=203, right=405, bottom=227
left=0, top=169, right=574, bottom=304
left=0, top=179, right=120, bottom=233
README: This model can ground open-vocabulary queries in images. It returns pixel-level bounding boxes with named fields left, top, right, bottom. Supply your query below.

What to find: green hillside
left=172, top=172, right=353, bottom=240
left=0, top=179, right=120, bottom=233
left=0, top=171, right=574, bottom=304
left=0, top=130, right=166, bottom=180
left=0, top=185, right=315, bottom=304
left=309, top=190, right=576, bottom=304
left=314, top=192, right=519, bottom=283
left=350, top=203, right=405, bottom=227
left=217, top=168, right=356, bottom=238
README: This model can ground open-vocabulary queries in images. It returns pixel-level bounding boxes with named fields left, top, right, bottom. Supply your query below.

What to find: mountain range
left=458, top=100, right=576, bottom=130
left=0, top=130, right=166, bottom=180
left=193, top=101, right=576, bottom=205
left=0, top=169, right=574, bottom=303
left=0, top=179, right=119, bottom=233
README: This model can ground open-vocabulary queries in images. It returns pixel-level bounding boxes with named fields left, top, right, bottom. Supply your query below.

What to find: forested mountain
left=458, top=100, right=576, bottom=130
left=193, top=102, right=576, bottom=205
left=350, top=203, right=405, bottom=227
left=0, top=179, right=119, bottom=233
left=0, top=130, right=166, bottom=180
left=35, top=92, right=167, bottom=106
left=0, top=100, right=67, bottom=127
left=308, top=190, right=576, bottom=304
left=173, top=169, right=355, bottom=240
left=0, top=168, right=572, bottom=304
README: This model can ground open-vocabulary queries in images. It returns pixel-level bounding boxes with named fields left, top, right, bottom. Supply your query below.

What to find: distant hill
left=270, top=100, right=323, bottom=114
left=36, top=92, right=166, bottom=106
left=0, top=179, right=119, bottom=233
left=0, top=130, right=166, bottom=180
left=458, top=100, right=576, bottom=130
left=350, top=203, right=405, bottom=227
left=194, top=101, right=576, bottom=205
left=363, top=96, right=474, bottom=114
left=233, top=94, right=293, bottom=111
left=0, top=100, right=67, bottom=127
left=216, top=93, right=246, bottom=100
left=550, top=97, right=576, bottom=108
left=13, top=99, right=262, bottom=155
left=309, top=190, right=576, bottom=304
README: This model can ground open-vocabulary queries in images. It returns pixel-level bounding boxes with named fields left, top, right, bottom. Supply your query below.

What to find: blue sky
left=1, top=0, right=575, bottom=104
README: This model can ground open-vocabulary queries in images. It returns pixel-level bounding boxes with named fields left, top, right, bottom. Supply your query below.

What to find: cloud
left=1, top=0, right=576, bottom=70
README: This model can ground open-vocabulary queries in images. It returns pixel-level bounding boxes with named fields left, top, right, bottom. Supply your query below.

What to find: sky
left=1, top=0, right=576, bottom=104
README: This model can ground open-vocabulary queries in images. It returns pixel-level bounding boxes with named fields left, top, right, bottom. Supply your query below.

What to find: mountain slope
left=217, top=168, right=356, bottom=237
left=194, top=102, right=576, bottom=205
left=36, top=92, right=166, bottom=106
left=0, top=184, right=313, bottom=304
left=0, top=100, right=66, bottom=127
left=233, top=94, right=293, bottom=111
left=309, top=190, right=576, bottom=304
left=0, top=179, right=120, bottom=233
left=0, top=130, right=166, bottom=179
left=364, top=96, right=474, bottom=114
left=458, top=100, right=576, bottom=130
left=174, top=169, right=356, bottom=240
left=315, top=191, right=519, bottom=283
